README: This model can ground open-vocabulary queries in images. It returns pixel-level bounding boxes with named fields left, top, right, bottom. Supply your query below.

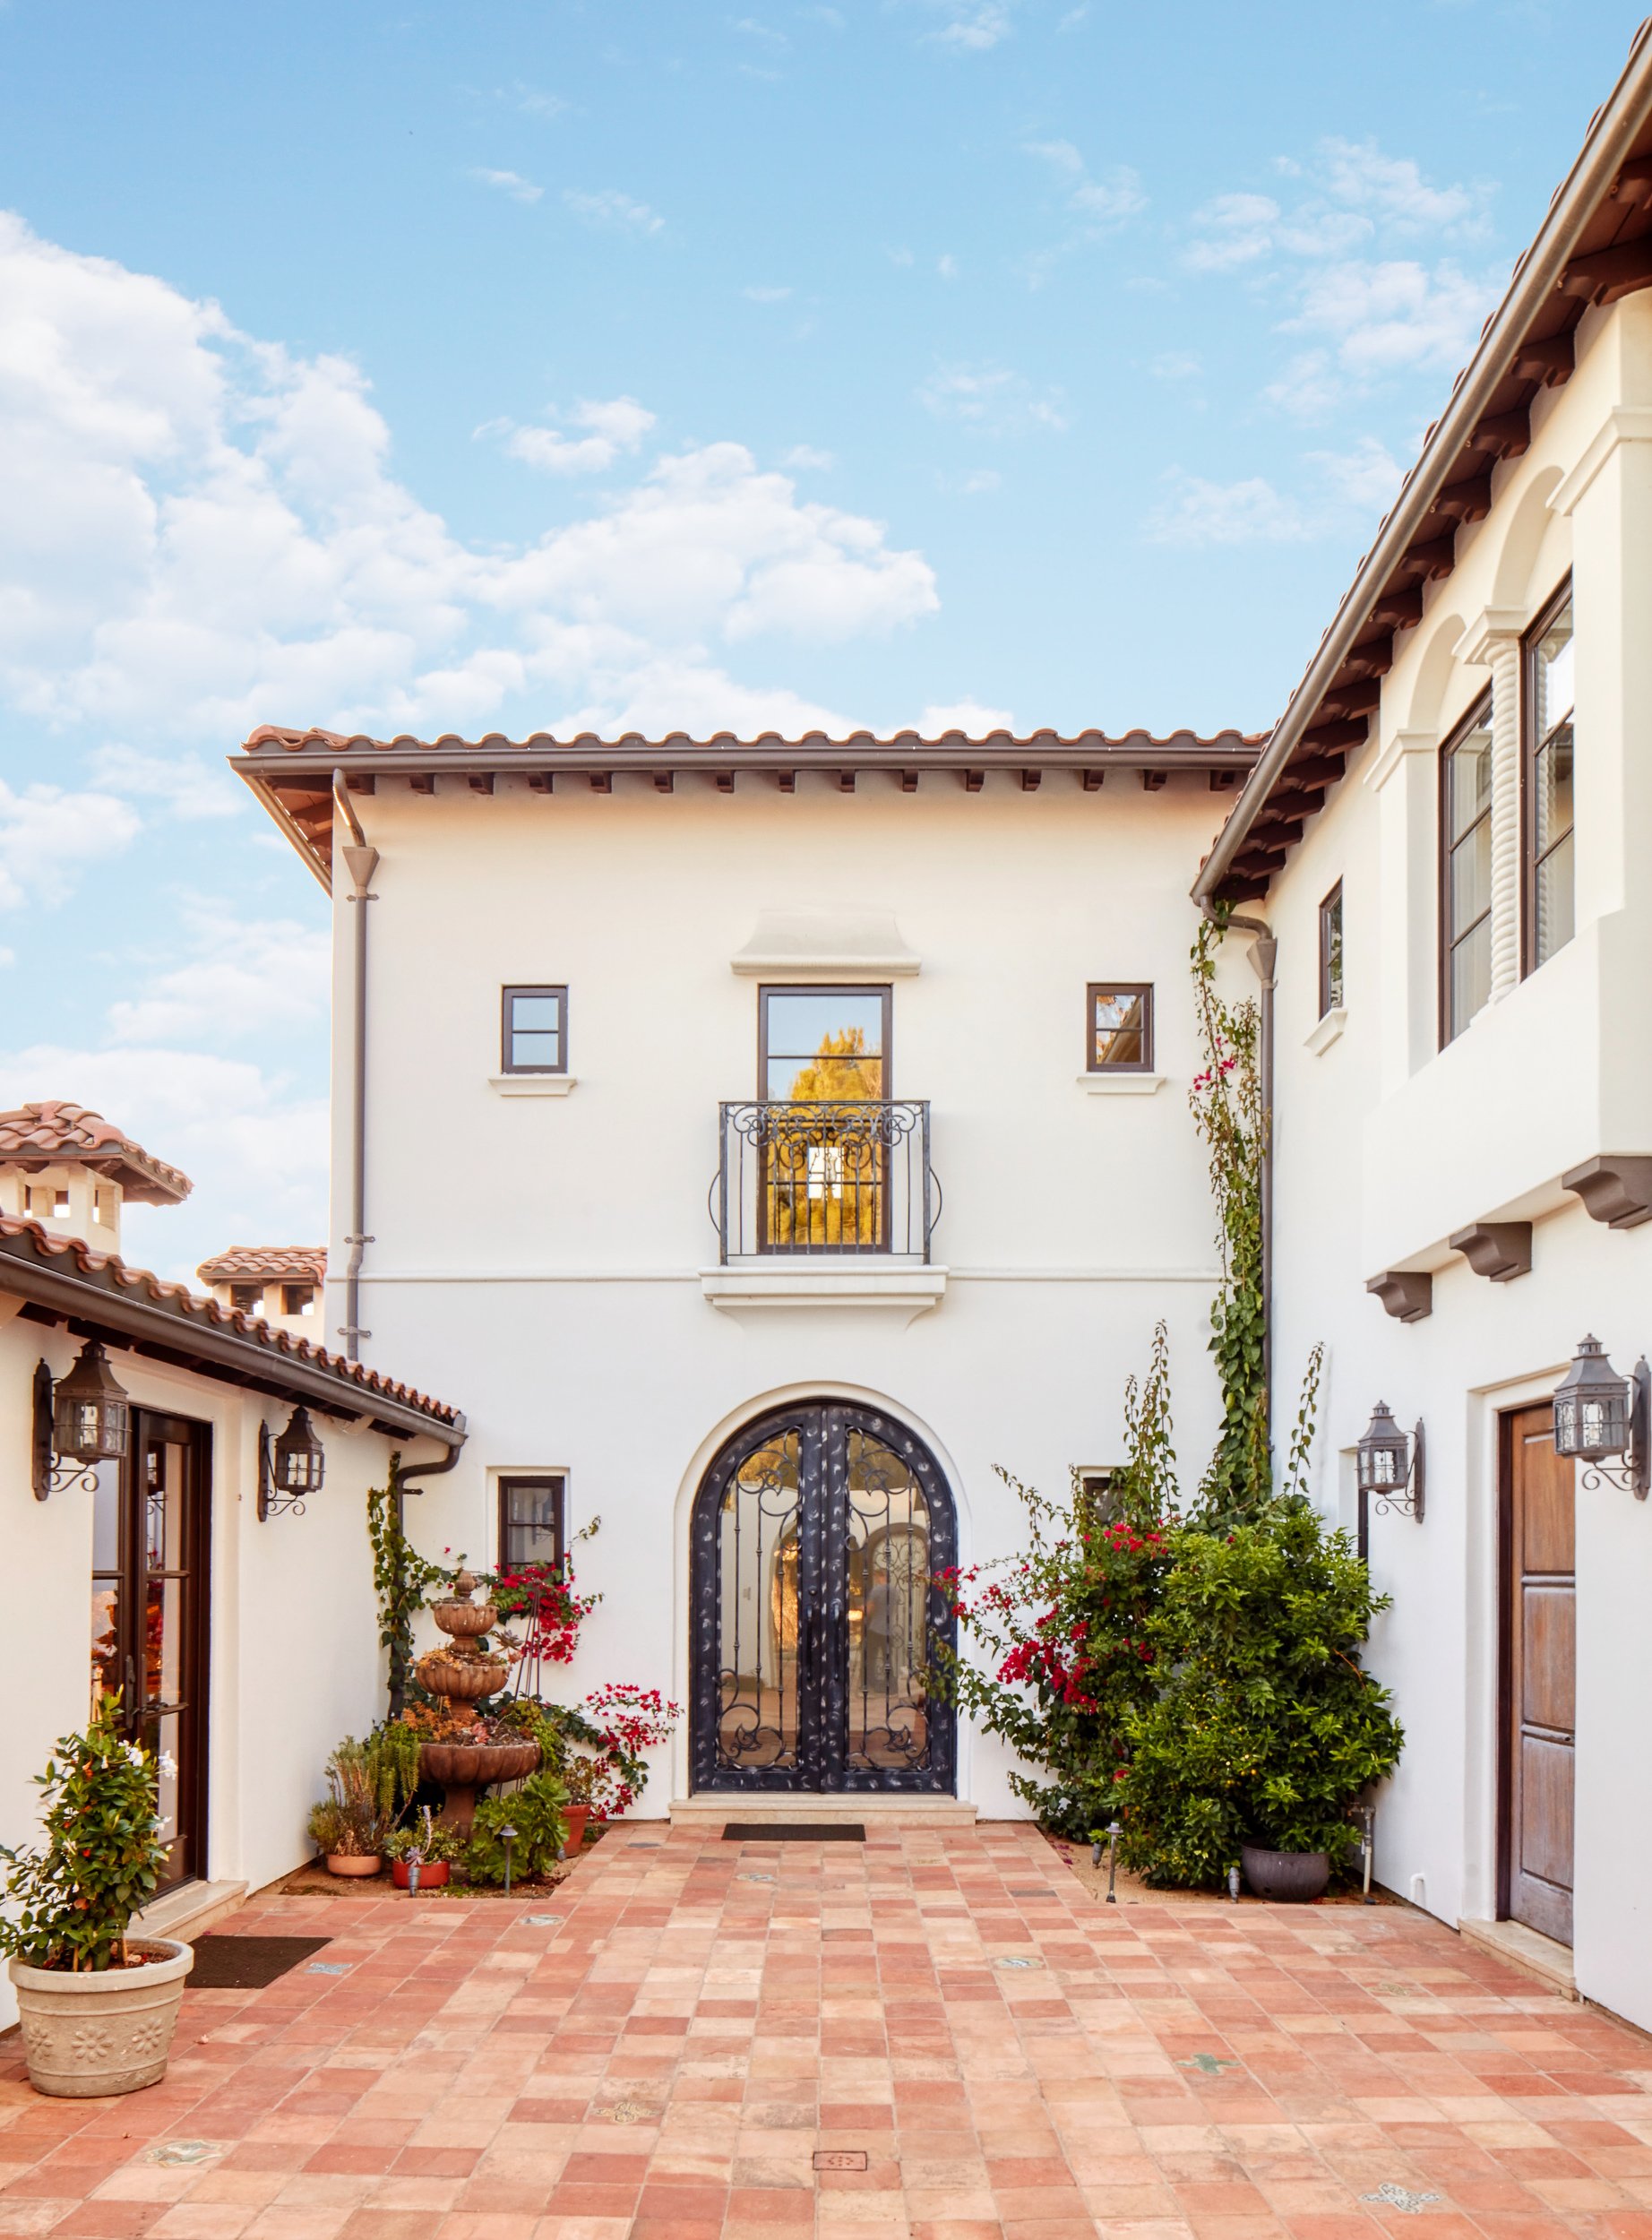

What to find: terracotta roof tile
left=197, top=1245, right=327, bottom=1284
left=0, top=1214, right=458, bottom=1430
left=0, top=1101, right=191, bottom=1205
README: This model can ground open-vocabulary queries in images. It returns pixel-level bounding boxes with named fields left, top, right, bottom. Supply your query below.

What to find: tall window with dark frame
left=1525, top=584, right=1574, bottom=975
left=501, top=986, right=567, bottom=1075
left=757, top=986, right=891, bottom=1250
left=1441, top=695, right=1494, bottom=1044
left=1087, top=984, right=1153, bottom=1073
left=498, top=1476, right=565, bottom=1572
left=1318, top=883, right=1344, bottom=1018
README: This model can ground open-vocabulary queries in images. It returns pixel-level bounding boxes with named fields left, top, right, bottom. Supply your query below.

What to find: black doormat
left=187, top=1934, right=332, bottom=1988
left=722, top=1823, right=865, bottom=1842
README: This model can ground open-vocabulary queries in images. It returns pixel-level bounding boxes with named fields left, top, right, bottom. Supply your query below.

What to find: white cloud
left=87, top=744, right=242, bottom=819
left=0, top=948, right=15, bottom=969
left=1151, top=350, right=1201, bottom=381
left=915, top=698, right=1015, bottom=733
left=885, top=246, right=916, bottom=268
left=1288, top=257, right=1489, bottom=378
left=936, top=467, right=1002, bottom=494
left=731, top=15, right=787, bottom=47
left=0, top=780, right=140, bottom=908
left=927, top=4, right=1014, bottom=50
left=782, top=445, right=832, bottom=470
left=511, top=83, right=568, bottom=119
left=493, top=395, right=658, bottom=476
left=106, top=903, right=331, bottom=1043
left=1145, top=473, right=1310, bottom=549
left=1318, top=138, right=1479, bottom=231
left=0, top=212, right=938, bottom=748
left=469, top=168, right=543, bottom=205
left=1305, top=435, right=1405, bottom=513
left=937, top=254, right=959, bottom=280
left=1023, top=140, right=1147, bottom=285
left=743, top=284, right=792, bottom=303
left=917, top=365, right=1069, bottom=436
left=563, top=188, right=664, bottom=237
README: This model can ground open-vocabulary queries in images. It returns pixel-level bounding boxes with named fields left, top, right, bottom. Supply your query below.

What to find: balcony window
left=760, top=986, right=889, bottom=1101
left=1319, top=883, right=1344, bottom=1017
left=1525, top=584, right=1574, bottom=974
left=1087, top=984, right=1153, bottom=1073
left=502, top=985, right=567, bottom=1074
left=1441, top=693, right=1493, bottom=1044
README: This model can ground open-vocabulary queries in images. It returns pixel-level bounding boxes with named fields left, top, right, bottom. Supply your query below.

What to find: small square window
left=1319, top=882, right=1344, bottom=1017
left=281, top=1283, right=315, bottom=1316
left=502, top=985, right=568, bottom=1074
left=1086, top=984, right=1153, bottom=1073
left=499, top=1476, right=565, bottom=1572
left=229, top=1282, right=263, bottom=1314
left=1075, top=1469, right=1122, bottom=1528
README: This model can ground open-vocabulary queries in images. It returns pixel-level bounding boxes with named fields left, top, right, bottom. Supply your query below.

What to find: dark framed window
left=502, top=985, right=567, bottom=1074
left=759, top=985, right=891, bottom=1101
left=1075, top=1469, right=1121, bottom=1529
left=229, top=1282, right=262, bottom=1314
left=1524, top=581, right=1574, bottom=976
left=1087, top=984, right=1153, bottom=1073
left=281, top=1283, right=315, bottom=1317
left=1319, top=883, right=1345, bottom=1017
left=498, top=1476, right=565, bottom=1572
left=1441, top=693, right=1494, bottom=1045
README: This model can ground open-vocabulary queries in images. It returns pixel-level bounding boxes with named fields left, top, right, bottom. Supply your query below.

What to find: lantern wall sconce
left=1553, top=1335, right=1649, bottom=1499
left=1356, top=1402, right=1424, bottom=1523
left=259, top=1405, right=326, bottom=1521
left=31, top=1343, right=132, bottom=1500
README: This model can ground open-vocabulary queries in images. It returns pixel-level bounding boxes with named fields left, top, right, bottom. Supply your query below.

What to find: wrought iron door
left=690, top=1402, right=956, bottom=1792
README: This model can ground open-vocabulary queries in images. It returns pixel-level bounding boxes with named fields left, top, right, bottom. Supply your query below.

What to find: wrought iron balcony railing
left=712, top=1100, right=940, bottom=1263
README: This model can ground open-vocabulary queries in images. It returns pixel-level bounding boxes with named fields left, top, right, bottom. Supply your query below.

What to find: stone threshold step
left=135, top=1879, right=248, bottom=1946
left=668, top=1796, right=978, bottom=1828
left=1458, top=1915, right=1577, bottom=1998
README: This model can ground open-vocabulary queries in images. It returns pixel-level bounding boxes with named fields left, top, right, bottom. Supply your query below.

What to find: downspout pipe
left=385, top=1422, right=468, bottom=1716
left=333, top=771, right=378, bottom=1364
left=1203, top=900, right=1276, bottom=1413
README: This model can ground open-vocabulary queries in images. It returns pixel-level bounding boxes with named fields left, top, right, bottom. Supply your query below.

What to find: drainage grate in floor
left=186, top=1935, right=331, bottom=1989
left=723, top=1823, right=866, bottom=1842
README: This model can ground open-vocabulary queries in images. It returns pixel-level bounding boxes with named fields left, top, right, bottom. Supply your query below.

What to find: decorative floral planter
left=325, top=1853, right=383, bottom=1878
left=561, top=1805, right=591, bottom=1856
left=391, top=1858, right=451, bottom=1891
left=415, top=1652, right=508, bottom=1702
left=1240, top=1844, right=1330, bottom=1902
left=9, top=1939, right=193, bottom=2098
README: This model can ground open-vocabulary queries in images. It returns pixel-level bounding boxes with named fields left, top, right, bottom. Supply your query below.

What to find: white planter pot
left=9, top=1938, right=194, bottom=2098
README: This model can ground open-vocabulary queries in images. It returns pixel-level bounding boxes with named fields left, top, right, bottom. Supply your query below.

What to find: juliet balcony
left=703, top=1100, right=946, bottom=1319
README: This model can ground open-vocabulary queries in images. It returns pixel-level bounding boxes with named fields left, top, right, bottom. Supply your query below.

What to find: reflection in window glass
left=762, top=988, right=887, bottom=1101
left=1319, top=883, right=1344, bottom=1017
left=500, top=1477, right=564, bottom=1570
left=503, top=986, right=567, bottom=1073
left=1443, top=697, right=1494, bottom=1042
left=1528, top=594, right=1575, bottom=970
left=1088, top=985, right=1153, bottom=1071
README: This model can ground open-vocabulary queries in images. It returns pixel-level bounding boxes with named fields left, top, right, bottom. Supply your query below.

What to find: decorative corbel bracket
left=1562, top=1154, right=1652, bottom=1230
left=1450, top=1220, right=1533, bottom=1283
left=1366, top=1270, right=1433, bottom=1322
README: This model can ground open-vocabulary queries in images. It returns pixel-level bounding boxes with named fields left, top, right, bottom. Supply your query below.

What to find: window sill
left=489, top=1074, right=577, bottom=1097
left=1077, top=1073, right=1164, bottom=1096
left=1305, top=1006, right=1347, bottom=1055
left=701, top=1260, right=947, bottom=1323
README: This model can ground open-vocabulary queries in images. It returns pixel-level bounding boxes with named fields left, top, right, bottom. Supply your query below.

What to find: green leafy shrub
left=465, top=1770, right=570, bottom=1883
left=307, top=1737, right=388, bottom=1857
left=0, top=1695, right=171, bottom=1971
left=383, top=1808, right=465, bottom=1865
left=1119, top=1502, right=1403, bottom=1888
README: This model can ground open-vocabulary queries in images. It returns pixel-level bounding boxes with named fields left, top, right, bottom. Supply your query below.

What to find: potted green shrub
left=307, top=1737, right=388, bottom=1875
left=1120, top=1503, right=1404, bottom=1898
left=465, top=1770, right=570, bottom=1886
left=384, top=1809, right=463, bottom=1891
left=0, top=1698, right=192, bottom=2098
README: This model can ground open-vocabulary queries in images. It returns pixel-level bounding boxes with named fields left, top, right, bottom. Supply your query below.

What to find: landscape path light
left=1553, top=1334, right=1649, bottom=1500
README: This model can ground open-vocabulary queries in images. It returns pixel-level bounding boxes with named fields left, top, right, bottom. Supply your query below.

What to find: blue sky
left=0, top=0, right=1640, bottom=1279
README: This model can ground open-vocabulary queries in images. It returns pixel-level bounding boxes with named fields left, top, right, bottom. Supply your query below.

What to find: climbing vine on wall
left=1189, top=908, right=1270, bottom=1525
left=367, top=1454, right=449, bottom=1716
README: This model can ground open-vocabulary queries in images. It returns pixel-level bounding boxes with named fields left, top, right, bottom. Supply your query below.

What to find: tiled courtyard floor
left=4, top=1822, right=1652, bottom=2240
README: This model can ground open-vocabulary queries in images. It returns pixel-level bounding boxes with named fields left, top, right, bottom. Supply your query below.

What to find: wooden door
left=1501, top=1404, right=1575, bottom=1944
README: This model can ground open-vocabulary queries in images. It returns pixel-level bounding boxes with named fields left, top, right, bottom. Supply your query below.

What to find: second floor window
left=760, top=986, right=890, bottom=1101
left=1442, top=694, right=1493, bottom=1044
left=1087, top=984, right=1153, bottom=1073
left=1319, top=883, right=1345, bottom=1016
left=1526, top=584, right=1574, bottom=973
left=502, top=985, right=567, bottom=1074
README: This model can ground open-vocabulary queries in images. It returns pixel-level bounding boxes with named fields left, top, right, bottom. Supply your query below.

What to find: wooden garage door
left=1501, top=1404, right=1575, bottom=1945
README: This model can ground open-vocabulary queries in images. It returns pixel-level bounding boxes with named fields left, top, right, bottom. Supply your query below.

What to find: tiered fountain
left=415, top=1571, right=538, bottom=1832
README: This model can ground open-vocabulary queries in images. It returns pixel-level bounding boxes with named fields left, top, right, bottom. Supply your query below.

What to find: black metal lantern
left=32, top=1344, right=131, bottom=1498
left=1553, top=1336, right=1648, bottom=1498
left=259, top=1405, right=326, bottom=1521
left=1355, top=1402, right=1424, bottom=1523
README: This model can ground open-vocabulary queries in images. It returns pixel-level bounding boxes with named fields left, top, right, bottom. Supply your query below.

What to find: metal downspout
left=333, top=771, right=378, bottom=1363
left=1204, top=901, right=1277, bottom=1418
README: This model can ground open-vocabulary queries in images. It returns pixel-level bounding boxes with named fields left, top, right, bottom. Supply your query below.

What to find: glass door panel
left=715, top=1429, right=805, bottom=1774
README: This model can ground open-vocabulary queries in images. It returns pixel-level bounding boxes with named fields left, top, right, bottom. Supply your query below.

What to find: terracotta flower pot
left=9, top=1939, right=193, bottom=2098
left=1240, top=1844, right=1330, bottom=1902
left=325, top=1853, right=383, bottom=1878
left=391, top=1858, right=451, bottom=1891
left=561, top=1805, right=591, bottom=1855
left=415, top=1652, right=508, bottom=1701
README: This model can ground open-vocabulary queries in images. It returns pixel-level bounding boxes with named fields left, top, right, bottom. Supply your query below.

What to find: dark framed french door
left=90, top=1410, right=211, bottom=1891
left=1498, top=1402, right=1575, bottom=1945
left=690, top=1401, right=957, bottom=1793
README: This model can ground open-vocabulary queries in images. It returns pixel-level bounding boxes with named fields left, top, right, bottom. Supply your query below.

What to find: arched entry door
left=690, top=1401, right=957, bottom=1793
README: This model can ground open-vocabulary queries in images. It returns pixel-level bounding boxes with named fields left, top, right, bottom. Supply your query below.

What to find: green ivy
left=0, top=1695, right=171, bottom=1970
left=367, top=1454, right=449, bottom=1717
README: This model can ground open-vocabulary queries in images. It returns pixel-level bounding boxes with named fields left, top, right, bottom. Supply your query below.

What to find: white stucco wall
left=1265, top=292, right=1652, bottom=2030
left=328, top=771, right=1247, bottom=1814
